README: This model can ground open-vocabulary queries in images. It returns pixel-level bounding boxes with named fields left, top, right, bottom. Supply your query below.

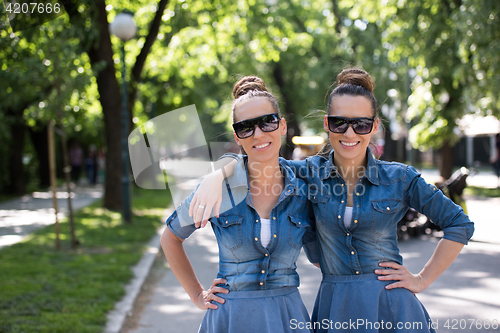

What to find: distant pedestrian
left=85, top=145, right=97, bottom=185
left=69, top=142, right=83, bottom=184
left=97, top=148, right=106, bottom=184
left=491, top=133, right=500, bottom=187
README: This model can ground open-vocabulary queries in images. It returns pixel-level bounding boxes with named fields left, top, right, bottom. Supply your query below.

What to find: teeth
left=254, top=142, right=270, bottom=149
left=341, top=141, right=358, bottom=147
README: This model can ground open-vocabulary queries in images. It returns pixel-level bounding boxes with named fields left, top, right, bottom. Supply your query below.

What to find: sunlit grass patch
left=0, top=187, right=171, bottom=333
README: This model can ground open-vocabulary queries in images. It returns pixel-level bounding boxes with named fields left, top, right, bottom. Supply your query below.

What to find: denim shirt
left=283, top=148, right=475, bottom=276
left=166, top=157, right=318, bottom=291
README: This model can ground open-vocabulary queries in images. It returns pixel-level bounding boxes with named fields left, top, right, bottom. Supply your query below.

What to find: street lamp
left=110, top=12, right=137, bottom=223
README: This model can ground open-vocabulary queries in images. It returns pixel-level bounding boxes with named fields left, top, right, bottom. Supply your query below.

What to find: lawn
left=0, top=187, right=171, bottom=333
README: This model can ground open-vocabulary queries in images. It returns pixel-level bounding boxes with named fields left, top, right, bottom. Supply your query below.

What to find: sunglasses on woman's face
left=327, top=116, right=375, bottom=135
left=233, top=113, right=281, bottom=139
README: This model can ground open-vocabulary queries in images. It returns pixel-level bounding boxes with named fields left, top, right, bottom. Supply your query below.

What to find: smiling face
left=324, top=95, right=379, bottom=168
left=233, top=97, right=286, bottom=164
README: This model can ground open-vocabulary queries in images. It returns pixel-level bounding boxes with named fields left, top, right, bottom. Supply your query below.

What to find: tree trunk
left=273, top=62, right=300, bottom=160
left=64, top=0, right=170, bottom=211
left=6, top=108, right=26, bottom=195
left=439, top=140, right=454, bottom=180
left=84, top=0, right=123, bottom=210
left=28, top=125, right=51, bottom=189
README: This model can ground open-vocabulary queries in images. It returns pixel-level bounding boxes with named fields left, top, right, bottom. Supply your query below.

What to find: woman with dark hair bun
left=190, top=68, right=474, bottom=333
left=161, top=76, right=318, bottom=333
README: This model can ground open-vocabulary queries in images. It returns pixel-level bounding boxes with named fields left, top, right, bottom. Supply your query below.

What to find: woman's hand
left=189, top=170, right=224, bottom=228
left=375, top=262, right=428, bottom=294
left=192, top=278, right=229, bottom=310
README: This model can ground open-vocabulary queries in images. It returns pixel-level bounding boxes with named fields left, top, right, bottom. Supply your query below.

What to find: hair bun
left=232, top=76, right=269, bottom=99
left=336, top=68, right=375, bottom=94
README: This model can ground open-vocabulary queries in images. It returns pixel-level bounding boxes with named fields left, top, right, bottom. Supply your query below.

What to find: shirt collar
left=227, top=156, right=298, bottom=194
left=325, top=147, right=380, bottom=185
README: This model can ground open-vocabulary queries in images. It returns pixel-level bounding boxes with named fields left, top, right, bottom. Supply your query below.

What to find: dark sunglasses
left=327, top=116, right=375, bottom=135
left=233, top=113, right=281, bottom=139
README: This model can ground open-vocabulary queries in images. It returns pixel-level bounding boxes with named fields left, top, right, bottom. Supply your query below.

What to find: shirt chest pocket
left=287, top=214, right=310, bottom=250
left=370, top=199, right=405, bottom=236
left=308, top=190, right=330, bottom=226
left=214, top=214, right=244, bottom=250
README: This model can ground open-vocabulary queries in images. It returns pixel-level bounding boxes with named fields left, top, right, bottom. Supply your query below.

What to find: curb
left=103, top=209, right=172, bottom=333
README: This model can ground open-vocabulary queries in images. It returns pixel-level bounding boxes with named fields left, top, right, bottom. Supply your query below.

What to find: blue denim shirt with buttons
left=282, top=148, right=475, bottom=276
left=166, top=156, right=318, bottom=291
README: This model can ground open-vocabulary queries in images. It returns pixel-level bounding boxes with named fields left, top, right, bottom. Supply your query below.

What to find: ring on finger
left=198, top=205, right=205, bottom=209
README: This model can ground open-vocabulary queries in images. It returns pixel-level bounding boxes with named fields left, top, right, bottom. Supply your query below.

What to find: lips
left=253, top=142, right=271, bottom=149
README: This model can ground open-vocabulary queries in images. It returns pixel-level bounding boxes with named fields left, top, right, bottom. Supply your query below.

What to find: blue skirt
left=312, top=274, right=436, bottom=333
left=199, top=286, right=312, bottom=333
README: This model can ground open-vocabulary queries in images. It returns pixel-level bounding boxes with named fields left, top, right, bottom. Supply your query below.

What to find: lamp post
left=110, top=12, right=137, bottom=223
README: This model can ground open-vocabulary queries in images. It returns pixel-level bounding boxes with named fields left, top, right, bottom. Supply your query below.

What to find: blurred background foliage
left=0, top=0, right=498, bottom=202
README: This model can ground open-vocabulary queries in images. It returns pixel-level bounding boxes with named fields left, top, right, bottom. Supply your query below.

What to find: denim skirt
left=311, top=274, right=436, bottom=333
left=198, top=286, right=312, bottom=333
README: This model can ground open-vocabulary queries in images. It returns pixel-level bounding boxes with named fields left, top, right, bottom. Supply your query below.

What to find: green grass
left=0, top=187, right=171, bottom=333
left=464, top=185, right=500, bottom=198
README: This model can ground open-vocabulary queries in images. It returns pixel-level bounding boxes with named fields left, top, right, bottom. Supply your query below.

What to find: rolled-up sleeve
left=166, top=189, right=198, bottom=240
left=404, top=166, right=474, bottom=244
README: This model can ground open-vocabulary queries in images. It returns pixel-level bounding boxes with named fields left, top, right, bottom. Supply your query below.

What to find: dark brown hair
left=231, top=76, right=280, bottom=122
left=326, top=68, right=378, bottom=117
left=317, top=68, right=378, bottom=158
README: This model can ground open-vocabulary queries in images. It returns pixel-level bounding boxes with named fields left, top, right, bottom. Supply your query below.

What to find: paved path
left=0, top=183, right=103, bottom=249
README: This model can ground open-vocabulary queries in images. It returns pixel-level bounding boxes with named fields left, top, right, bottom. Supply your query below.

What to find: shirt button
left=347, top=233, right=350, bottom=236
left=226, top=221, right=228, bottom=224
left=356, top=193, right=360, bottom=196
left=338, top=215, right=341, bottom=219
left=255, top=237, right=258, bottom=241
left=260, top=282, right=264, bottom=285
left=313, top=196, right=316, bottom=200
left=351, top=251, right=355, bottom=255
left=261, top=270, right=265, bottom=274
left=341, top=184, right=344, bottom=187
left=356, top=271, right=359, bottom=274
left=387, top=207, right=390, bottom=211
left=273, top=234, right=277, bottom=238
left=354, top=220, right=358, bottom=223
left=273, top=217, right=276, bottom=220
left=265, top=253, right=268, bottom=256
left=298, top=222, right=301, bottom=225
left=341, top=200, right=344, bottom=203
left=357, top=205, right=359, bottom=207
left=255, top=219, right=258, bottom=223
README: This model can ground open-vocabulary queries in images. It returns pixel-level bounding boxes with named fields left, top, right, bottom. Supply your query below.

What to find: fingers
left=384, top=281, right=406, bottom=290
left=374, top=269, right=398, bottom=276
left=376, top=273, right=402, bottom=281
left=189, top=193, right=198, bottom=217
left=213, top=198, right=222, bottom=218
left=193, top=203, right=206, bottom=227
left=378, top=261, right=401, bottom=269
left=211, top=278, right=228, bottom=287
left=201, top=205, right=212, bottom=228
left=210, top=294, right=226, bottom=305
